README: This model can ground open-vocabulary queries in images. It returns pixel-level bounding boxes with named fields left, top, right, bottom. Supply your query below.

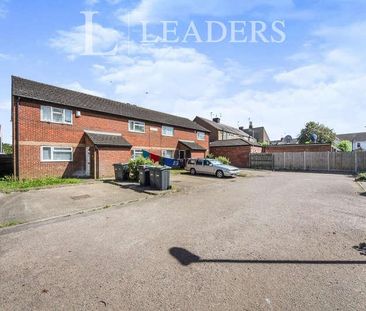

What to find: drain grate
left=71, top=194, right=91, bottom=200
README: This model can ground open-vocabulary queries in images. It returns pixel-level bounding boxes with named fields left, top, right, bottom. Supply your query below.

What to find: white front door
left=85, top=147, right=91, bottom=177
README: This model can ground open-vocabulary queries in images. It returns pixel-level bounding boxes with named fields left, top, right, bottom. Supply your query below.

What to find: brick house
left=194, top=116, right=255, bottom=142
left=241, top=121, right=270, bottom=144
left=11, top=77, right=209, bottom=179
left=210, top=139, right=262, bottom=168
left=194, top=116, right=260, bottom=167
left=337, top=132, right=366, bottom=151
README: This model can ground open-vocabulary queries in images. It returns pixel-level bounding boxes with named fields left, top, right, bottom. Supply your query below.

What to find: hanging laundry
left=142, top=150, right=150, bottom=159
left=150, top=153, right=161, bottom=163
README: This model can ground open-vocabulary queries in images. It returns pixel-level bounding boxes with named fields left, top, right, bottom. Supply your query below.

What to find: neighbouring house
left=210, top=138, right=262, bottom=168
left=337, top=132, right=366, bottom=151
left=240, top=121, right=270, bottom=144
left=270, top=135, right=299, bottom=145
left=264, top=143, right=337, bottom=153
left=11, top=76, right=210, bottom=179
left=194, top=116, right=256, bottom=143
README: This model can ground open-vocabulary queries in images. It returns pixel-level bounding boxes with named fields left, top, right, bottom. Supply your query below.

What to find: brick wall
left=265, top=144, right=334, bottom=153
left=97, top=147, right=131, bottom=178
left=15, top=99, right=209, bottom=178
left=18, top=145, right=86, bottom=179
left=210, top=145, right=262, bottom=168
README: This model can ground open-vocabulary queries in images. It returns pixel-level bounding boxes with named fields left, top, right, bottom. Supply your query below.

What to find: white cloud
left=61, top=82, right=105, bottom=97
left=49, top=23, right=123, bottom=59
left=50, top=17, right=366, bottom=139
left=85, top=0, right=99, bottom=5
left=120, top=0, right=294, bottom=24
left=0, top=0, right=8, bottom=18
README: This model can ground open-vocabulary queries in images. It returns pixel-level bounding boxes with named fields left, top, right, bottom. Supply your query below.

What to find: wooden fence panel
left=250, top=151, right=366, bottom=173
left=249, top=153, right=273, bottom=170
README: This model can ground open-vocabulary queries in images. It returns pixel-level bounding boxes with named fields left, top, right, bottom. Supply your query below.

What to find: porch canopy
left=178, top=140, right=206, bottom=151
left=85, top=132, right=132, bottom=148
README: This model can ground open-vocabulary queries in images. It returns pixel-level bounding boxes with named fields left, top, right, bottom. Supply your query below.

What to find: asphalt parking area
left=0, top=171, right=365, bottom=310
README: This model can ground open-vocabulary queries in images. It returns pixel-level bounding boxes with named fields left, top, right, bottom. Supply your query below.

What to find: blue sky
left=1, top=0, right=366, bottom=143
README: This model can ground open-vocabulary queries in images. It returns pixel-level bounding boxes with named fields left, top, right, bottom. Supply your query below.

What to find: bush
left=215, top=156, right=231, bottom=165
left=356, top=172, right=366, bottom=182
left=128, top=157, right=154, bottom=181
left=337, top=140, right=352, bottom=152
left=206, top=153, right=215, bottom=159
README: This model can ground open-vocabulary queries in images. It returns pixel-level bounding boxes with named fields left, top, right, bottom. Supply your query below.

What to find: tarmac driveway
left=0, top=172, right=365, bottom=310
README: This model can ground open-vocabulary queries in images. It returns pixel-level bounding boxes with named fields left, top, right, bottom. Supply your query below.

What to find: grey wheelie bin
left=149, top=166, right=157, bottom=188
left=139, top=165, right=151, bottom=186
left=154, top=166, right=171, bottom=190
left=113, top=163, right=129, bottom=181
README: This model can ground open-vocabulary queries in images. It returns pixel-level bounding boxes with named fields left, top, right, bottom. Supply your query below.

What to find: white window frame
left=162, top=126, right=174, bottom=137
left=40, top=146, right=73, bottom=162
left=41, top=105, right=73, bottom=125
left=162, top=149, right=174, bottom=159
left=128, top=120, right=145, bottom=133
left=131, top=149, right=144, bottom=159
left=197, top=131, right=205, bottom=141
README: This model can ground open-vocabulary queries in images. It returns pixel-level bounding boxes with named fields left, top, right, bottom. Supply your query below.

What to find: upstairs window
left=128, top=120, right=145, bottom=133
left=41, top=106, right=73, bottom=125
left=197, top=131, right=205, bottom=141
left=162, top=126, right=174, bottom=137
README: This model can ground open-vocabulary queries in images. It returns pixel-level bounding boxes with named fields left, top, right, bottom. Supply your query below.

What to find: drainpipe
left=14, top=96, right=20, bottom=178
left=94, top=145, right=99, bottom=179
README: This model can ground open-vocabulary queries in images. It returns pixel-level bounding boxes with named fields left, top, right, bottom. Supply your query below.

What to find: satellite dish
left=284, top=135, right=292, bottom=144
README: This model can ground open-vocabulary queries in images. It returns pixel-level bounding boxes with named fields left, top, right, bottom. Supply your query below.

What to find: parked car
left=185, top=158, right=240, bottom=178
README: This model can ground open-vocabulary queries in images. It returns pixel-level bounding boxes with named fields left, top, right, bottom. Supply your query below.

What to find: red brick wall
left=210, top=145, right=262, bottom=168
left=15, top=99, right=209, bottom=178
left=97, top=148, right=131, bottom=179
left=18, top=145, right=86, bottom=179
left=265, top=144, right=333, bottom=153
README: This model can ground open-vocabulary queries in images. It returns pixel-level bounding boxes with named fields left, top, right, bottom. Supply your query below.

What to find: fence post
left=303, top=151, right=306, bottom=171
left=327, top=151, right=330, bottom=172
left=355, top=151, right=358, bottom=174
left=283, top=152, right=286, bottom=170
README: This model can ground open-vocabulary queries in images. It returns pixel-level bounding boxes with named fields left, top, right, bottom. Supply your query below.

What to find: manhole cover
left=71, top=194, right=91, bottom=200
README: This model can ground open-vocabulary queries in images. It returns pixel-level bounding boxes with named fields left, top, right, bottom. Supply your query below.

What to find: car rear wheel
left=216, top=170, right=224, bottom=178
left=190, top=168, right=196, bottom=175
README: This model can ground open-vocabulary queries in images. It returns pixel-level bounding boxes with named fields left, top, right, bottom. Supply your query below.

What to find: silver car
left=185, top=158, right=240, bottom=178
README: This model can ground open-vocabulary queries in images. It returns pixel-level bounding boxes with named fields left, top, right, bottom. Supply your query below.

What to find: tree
left=298, top=121, right=337, bottom=144
left=337, top=140, right=352, bottom=152
left=2, top=143, right=12, bottom=154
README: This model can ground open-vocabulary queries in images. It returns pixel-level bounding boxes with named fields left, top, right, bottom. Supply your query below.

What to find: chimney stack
left=213, top=117, right=220, bottom=123
left=249, top=121, right=253, bottom=129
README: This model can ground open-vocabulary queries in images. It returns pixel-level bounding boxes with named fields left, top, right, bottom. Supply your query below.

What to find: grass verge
left=0, top=176, right=81, bottom=193
left=0, top=220, right=24, bottom=228
left=356, top=172, right=366, bottom=182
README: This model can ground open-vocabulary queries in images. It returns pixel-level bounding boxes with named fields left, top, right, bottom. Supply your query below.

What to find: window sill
left=41, top=160, right=73, bottom=163
left=41, top=120, right=73, bottom=126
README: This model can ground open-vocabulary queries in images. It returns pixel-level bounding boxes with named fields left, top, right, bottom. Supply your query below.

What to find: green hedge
left=128, top=157, right=154, bottom=181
